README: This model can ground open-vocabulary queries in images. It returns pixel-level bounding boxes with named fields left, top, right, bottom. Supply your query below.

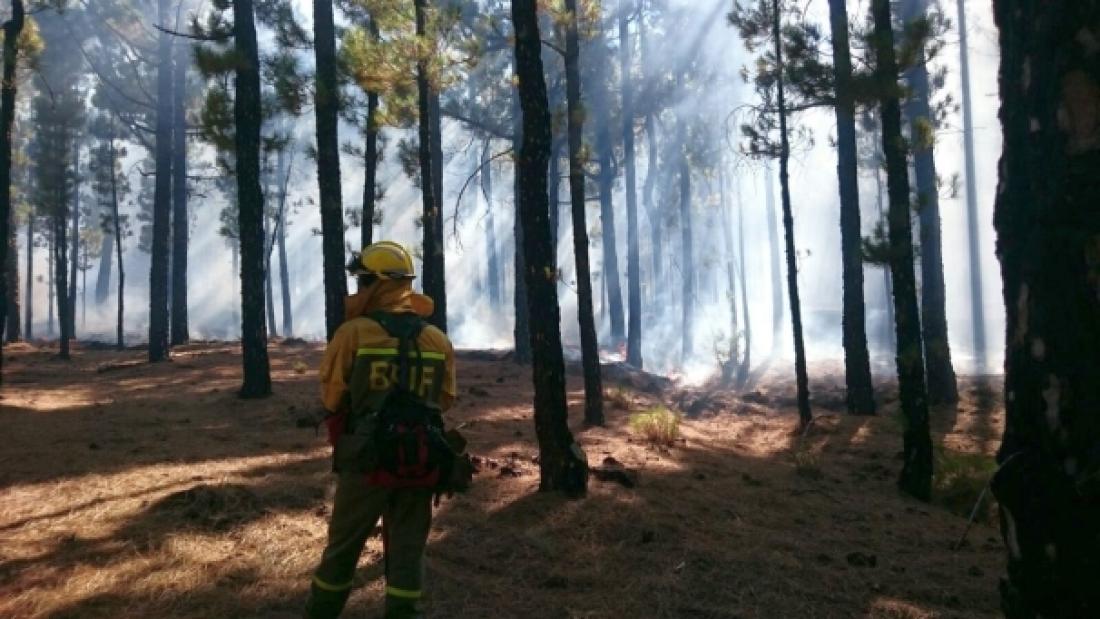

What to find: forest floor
left=0, top=340, right=1006, bottom=619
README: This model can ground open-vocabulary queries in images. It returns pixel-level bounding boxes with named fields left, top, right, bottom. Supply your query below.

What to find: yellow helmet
left=346, top=241, right=416, bottom=280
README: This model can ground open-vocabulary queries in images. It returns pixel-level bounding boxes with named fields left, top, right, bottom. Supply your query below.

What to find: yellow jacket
left=319, top=281, right=456, bottom=421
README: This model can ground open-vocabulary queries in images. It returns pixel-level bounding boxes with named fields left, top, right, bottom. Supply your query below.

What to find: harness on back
left=333, top=311, right=456, bottom=489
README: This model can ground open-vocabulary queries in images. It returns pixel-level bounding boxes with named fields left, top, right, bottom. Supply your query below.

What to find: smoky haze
left=17, top=0, right=1005, bottom=383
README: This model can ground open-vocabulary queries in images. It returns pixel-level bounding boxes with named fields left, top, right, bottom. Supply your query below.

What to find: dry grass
left=628, top=407, right=681, bottom=446
left=0, top=343, right=1006, bottom=618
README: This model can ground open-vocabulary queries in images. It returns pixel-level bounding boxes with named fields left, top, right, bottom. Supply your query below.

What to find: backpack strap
left=367, top=311, right=426, bottom=393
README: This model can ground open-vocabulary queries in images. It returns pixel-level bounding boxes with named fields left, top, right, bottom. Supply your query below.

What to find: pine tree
left=870, top=0, right=932, bottom=501
left=89, top=115, right=131, bottom=350
left=512, top=0, right=587, bottom=496
left=147, top=0, right=175, bottom=363
left=564, top=0, right=604, bottom=427
left=827, top=0, right=875, bottom=415
left=990, top=2, right=1100, bottom=614
left=0, top=0, right=24, bottom=380
left=619, top=0, right=642, bottom=368
left=730, top=0, right=812, bottom=428
left=314, top=0, right=347, bottom=341
left=170, top=38, right=190, bottom=346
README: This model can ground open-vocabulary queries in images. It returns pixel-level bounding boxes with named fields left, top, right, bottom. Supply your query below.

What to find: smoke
left=17, top=0, right=1006, bottom=383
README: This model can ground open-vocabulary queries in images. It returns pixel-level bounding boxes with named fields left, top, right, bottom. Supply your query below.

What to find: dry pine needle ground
left=0, top=342, right=1005, bottom=618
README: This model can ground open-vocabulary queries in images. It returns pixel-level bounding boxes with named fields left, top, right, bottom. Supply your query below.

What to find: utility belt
left=333, top=393, right=471, bottom=493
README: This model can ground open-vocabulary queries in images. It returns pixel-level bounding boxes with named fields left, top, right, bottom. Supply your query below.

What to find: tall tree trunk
left=955, top=0, right=984, bottom=372
left=481, top=139, right=501, bottom=308
left=110, top=138, right=124, bottom=350
left=53, top=208, right=69, bottom=358
left=276, top=146, right=293, bottom=336
left=594, top=52, right=625, bottom=343
left=547, top=138, right=560, bottom=252
left=23, top=214, right=31, bottom=340
left=643, top=112, right=661, bottom=295
left=170, top=40, right=189, bottom=346
left=736, top=181, right=751, bottom=385
left=314, top=0, right=347, bottom=341
left=264, top=196, right=276, bottom=336
left=512, top=0, right=587, bottom=497
left=416, top=0, right=446, bottom=332
left=771, top=0, right=812, bottom=429
left=828, top=0, right=875, bottom=415
left=990, top=2, right=1100, bottom=614
left=5, top=206, right=18, bottom=342
left=512, top=88, right=531, bottom=364
left=901, top=0, right=958, bottom=405
left=871, top=0, right=932, bottom=501
left=0, top=0, right=22, bottom=376
left=234, top=0, right=271, bottom=398
left=429, top=84, right=447, bottom=327
left=148, top=0, right=173, bottom=362
left=764, top=162, right=783, bottom=348
left=68, top=176, right=78, bottom=337
left=620, top=0, right=642, bottom=368
left=565, top=0, right=604, bottom=427
left=47, top=231, right=53, bottom=336
left=872, top=150, right=896, bottom=352
left=361, top=41, right=379, bottom=250
left=678, top=129, right=693, bottom=361
left=719, top=164, right=740, bottom=384
left=94, top=231, right=111, bottom=305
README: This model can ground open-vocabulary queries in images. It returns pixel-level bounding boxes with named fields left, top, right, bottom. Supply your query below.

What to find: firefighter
left=305, top=241, right=457, bottom=619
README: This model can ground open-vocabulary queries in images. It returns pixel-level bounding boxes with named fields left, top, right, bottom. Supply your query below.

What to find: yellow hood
left=343, top=279, right=435, bottom=322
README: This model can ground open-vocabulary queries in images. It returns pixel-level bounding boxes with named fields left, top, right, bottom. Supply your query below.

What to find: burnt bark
left=828, top=0, right=874, bottom=415
left=109, top=138, right=124, bottom=350
left=565, top=0, right=604, bottom=427
left=68, top=183, right=78, bottom=336
left=53, top=201, right=70, bottom=359
left=512, top=0, right=587, bottom=497
left=23, top=214, right=31, bottom=340
left=593, top=49, right=625, bottom=343
left=620, top=0, right=642, bottom=369
left=0, top=0, right=22, bottom=372
left=512, top=87, right=531, bottom=364
left=314, top=0, right=348, bottom=341
left=234, top=0, right=272, bottom=398
left=901, top=0, right=957, bottom=405
left=94, top=232, right=111, bottom=305
left=361, top=23, right=379, bottom=251
left=416, top=0, right=446, bottom=332
left=771, top=0, right=811, bottom=429
left=170, top=40, right=189, bottom=346
left=148, top=0, right=173, bottom=362
left=5, top=208, right=18, bottom=342
left=871, top=0, right=932, bottom=501
left=990, top=2, right=1100, bottom=615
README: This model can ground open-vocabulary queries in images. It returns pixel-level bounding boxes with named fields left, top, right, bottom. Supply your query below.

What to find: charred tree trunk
left=47, top=231, right=53, bottom=336
left=990, top=2, right=1100, bottom=615
left=263, top=197, right=276, bottom=337
left=361, top=45, right=379, bottom=249
left=314, top=0, right=347, bottom=341
left=512, top=0, right=587, bottom=497
left=548, top=138, right=560, bottom=252
left=771, top=0, right=812, bottom=429
left=23, top=214, right=31, bottom=340
left=678, top=130, right=693, bottom=361
left=416, top=0, right=446, bottom=332
left=764, top=162, right=783, bottom=348
left=736, top=183, right=751, bottom=385
left=53, top=207, right=69, bottom=359
left=594, top=65, right=625, bottom=344
left=5, top=210, right=18, bottom=342
left=901, top=0, right=957, bottom=405
left=109, top=138, right=124, bottom=350
left=512, top=89, right=531, bottom=364
left=871, top=0, right=932, bottom=501
left=719, top=164, right=740, bottom=385
left=234, top=0, right=272, bottom=398
left=0, top=0, right=21, bottom=372
left=643, top=112, right=661, bottom=294
left=429, top=84, right=447, bottom=328
left=68, top=176, right=78, bottom=337
left=481, top=139, right=501, bottom=308
left=170, top=40, right=189, bottom=346
left=276, top=147, right=292, bottom=337
left=565, top=0, right=604, bottom=427
left=955, top=0, right=985, bottom=371
left=148, top=0, right=173, bottom=362
left=828, top=0, right=875, bottom=415
left=94, top=231, right=111, bottom=305
left=620, top=0, right=643, bottom=368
